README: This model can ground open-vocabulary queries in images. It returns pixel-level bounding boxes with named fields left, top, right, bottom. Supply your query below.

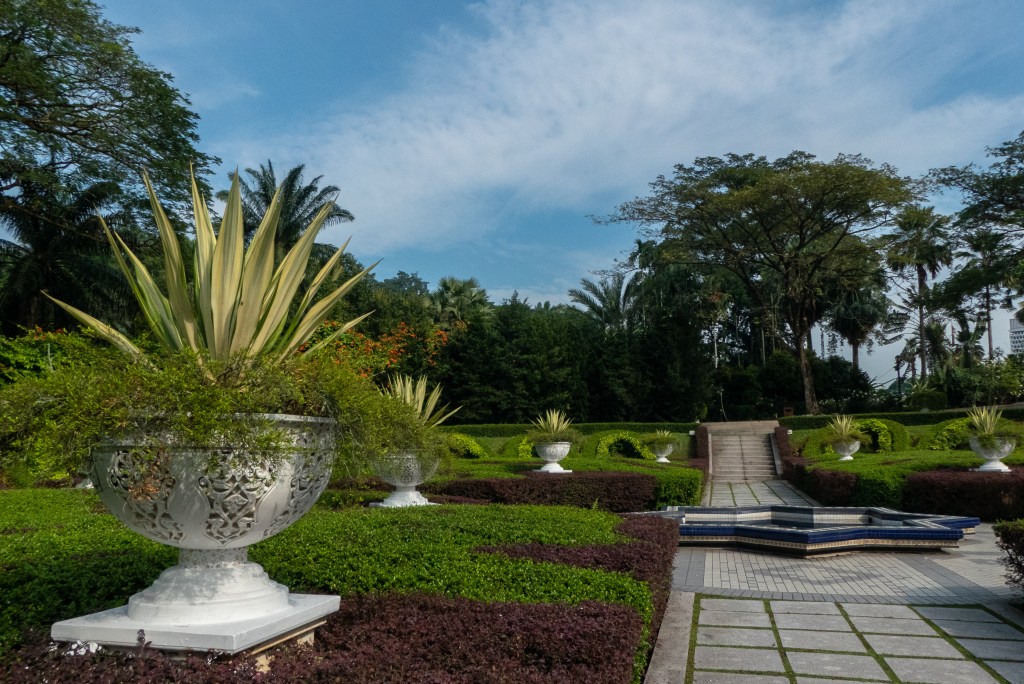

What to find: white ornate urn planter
left=535, top=441, right=572, bottom=473
left=653, top=444, right=674, bottom=463
left=833, top=440, right=861, bottom=461
left=969, top=436, right=1014, bottom=473
left=372, top=451, right=439, bottom=507
left=51, top=414, right=340, bottom=654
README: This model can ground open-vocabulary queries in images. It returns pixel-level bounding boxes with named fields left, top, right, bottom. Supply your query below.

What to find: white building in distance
left=1011, top=314, right=1024, bottom=355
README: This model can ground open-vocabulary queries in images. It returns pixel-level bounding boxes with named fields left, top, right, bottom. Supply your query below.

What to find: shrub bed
left=1, top=594, right=642, bottom=684
left=780, top=406, right=1024, bottom=431
left=445, top=432, right=490, bottom=459
left=591, top=431, right=656, bottom=460
left=427, top=470, right=702, bottom=510
left=995, top=519, right=1024, bottom=595
left=905, top=470, right=1024, bottom=520
left=477, top=515, right=678, bottom=666
left=446, top=422, right=698, bottom=438
left=428, top=472, right=659, bottom=512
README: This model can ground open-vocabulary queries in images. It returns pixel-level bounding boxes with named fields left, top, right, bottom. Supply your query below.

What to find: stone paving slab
left=698, top=609, right=773, bottom=628
left=848, top=615, right=938, bottom=636
left=693, top=645, right=786, bottom=673
left=862, top=633, right=964, bottom=658
left=886, top=656, right=999, bottom=683
left=693, top=673, right=789, bottom=684
left=778, top=628, right=866, bottom=652
left=700, top=598, right=766, bottom=613
left=774, top=613, right=853, bottom=632
left=841, top=603, right=919, bottom=619
left=914, top=605, right=1001, bottom=622
left=770, top=600, right=841, bottom=615
left=986, top=659, right=1024, bottom=683
left=786, top=652, right=889, bottom=681
left=697, top=626, right=777, bottom=647
left=957, top=637, right=1024, bottom=660
left=932, top=618, right=1024, bottom=639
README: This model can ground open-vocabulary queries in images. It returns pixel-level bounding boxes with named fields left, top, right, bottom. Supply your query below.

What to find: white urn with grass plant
left=967, top=406, right=1018, bottom=473
left=646, top=430, right=676, bottom=463
left=825, top=415, right=864, bottom=461
left=528, top=409, right=581, bottom=473
left=372, top=374, right=458, bottom=507
left=19, top=169, right=408, bottom=654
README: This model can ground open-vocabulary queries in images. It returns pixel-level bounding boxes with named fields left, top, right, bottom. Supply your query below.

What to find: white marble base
left=655, top=457, right=671, bottom=463
left=371, top=487, right=437, bottom=507
left=51, top=593, right=339, bottom=654
left=537, top=463, right=572, bottom=473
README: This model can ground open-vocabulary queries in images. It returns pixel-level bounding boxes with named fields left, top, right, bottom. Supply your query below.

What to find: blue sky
left=98, top=0, right=1024, bottom=383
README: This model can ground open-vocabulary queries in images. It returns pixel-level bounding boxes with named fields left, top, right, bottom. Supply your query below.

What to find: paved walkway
left=646, top=481, right=1024, bottom=683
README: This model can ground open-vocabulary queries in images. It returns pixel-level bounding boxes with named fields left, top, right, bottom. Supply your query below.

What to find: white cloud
left=229, top=0, right=1024, bottom=257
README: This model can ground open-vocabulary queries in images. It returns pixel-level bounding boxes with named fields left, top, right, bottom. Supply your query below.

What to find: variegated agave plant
left=381, top=374, right=461, bottom=428
left=47, top=171, right=374, bottom=368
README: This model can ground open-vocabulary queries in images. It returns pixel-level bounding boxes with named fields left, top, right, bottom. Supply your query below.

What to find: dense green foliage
left=0, top=340, right=435, bottom=483
left=0, top=489, right=667, bottom=673
left=0, top=0, right=215, bottom=223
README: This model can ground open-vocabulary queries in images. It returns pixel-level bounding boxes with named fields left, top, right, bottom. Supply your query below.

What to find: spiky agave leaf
left=381, top=374, right=461, bottom=428
left=47, top=169, right=373, bottom=369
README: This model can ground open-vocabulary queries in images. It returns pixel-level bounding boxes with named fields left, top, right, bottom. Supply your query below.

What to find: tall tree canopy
left=610, top=152, right=912, bottom=414
left=0, top=0, right=215, bottom=219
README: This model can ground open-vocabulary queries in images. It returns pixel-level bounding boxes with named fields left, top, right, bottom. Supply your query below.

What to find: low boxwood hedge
left=780, top=406, right=1024, bottom=430
left=445, top=422, right=698, bottom=438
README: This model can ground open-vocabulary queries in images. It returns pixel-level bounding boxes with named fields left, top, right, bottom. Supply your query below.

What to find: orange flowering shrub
left=304, top=321, right=449, bottom=377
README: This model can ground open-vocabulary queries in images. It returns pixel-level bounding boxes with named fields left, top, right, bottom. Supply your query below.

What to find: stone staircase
left=704, top=421, right=779, bottom=483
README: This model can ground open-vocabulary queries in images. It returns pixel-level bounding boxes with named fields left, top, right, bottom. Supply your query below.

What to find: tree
left=884, top=206, right=953, bottom=381
left=219, top=161, right=354, bottom=264
left=431, top=276, right=491, bottom=328
left=0, top=0, right=215, bottom=219
left=567, top=272, right=637, bottom=331
left=935, top=227, right=1016, bottom=359
left=828, top=283, right=890, bottom=371
left=610, top=152, right=911, bottom=414
left=0, top=179, right=135, bottom=333
left=932, top=130, right=1024, bottom=232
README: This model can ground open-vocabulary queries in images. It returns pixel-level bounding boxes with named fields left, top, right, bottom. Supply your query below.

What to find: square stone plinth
left=51, top=593, right=339, bottom=654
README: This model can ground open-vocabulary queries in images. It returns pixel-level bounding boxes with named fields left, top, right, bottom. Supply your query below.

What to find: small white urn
left=373, top=451, right=439, bottom=506
left=653, top=444, right=674, bottom=463
left=969, top=436, right=1014, bottom=473
left=534, top=441, right=572, bottom=473
left=833, top=440, right=860, bottom=461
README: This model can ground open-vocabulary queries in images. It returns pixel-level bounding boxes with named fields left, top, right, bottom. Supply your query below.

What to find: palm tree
left=884, top=206, right=953, bottom=381
left=568, top=272, right=638, bottom=331
left=218, top=161, right=354, bottom=266
left=431, top=276, right=492, bottom=327
left=0, top=180, right=134, bottom=334
left=952, top=227, right=1015, bottom=359
left=828, top=287, right=890, bottom=370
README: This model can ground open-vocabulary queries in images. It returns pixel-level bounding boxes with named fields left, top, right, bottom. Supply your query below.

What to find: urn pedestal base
left=51, top=593, right=339, bottom=654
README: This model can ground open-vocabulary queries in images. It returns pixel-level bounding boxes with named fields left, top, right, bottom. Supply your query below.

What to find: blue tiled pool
left=652, top=505, right=980, bottom=556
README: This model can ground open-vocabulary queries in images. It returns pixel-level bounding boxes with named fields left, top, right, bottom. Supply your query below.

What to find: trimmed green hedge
left=781, top=406, right=1024, bottom=430
left=445, top=422, right=698, bottom=438
left=581, top=430, right=656, bottom=460
left=445, top=433, right=491, bottom=459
